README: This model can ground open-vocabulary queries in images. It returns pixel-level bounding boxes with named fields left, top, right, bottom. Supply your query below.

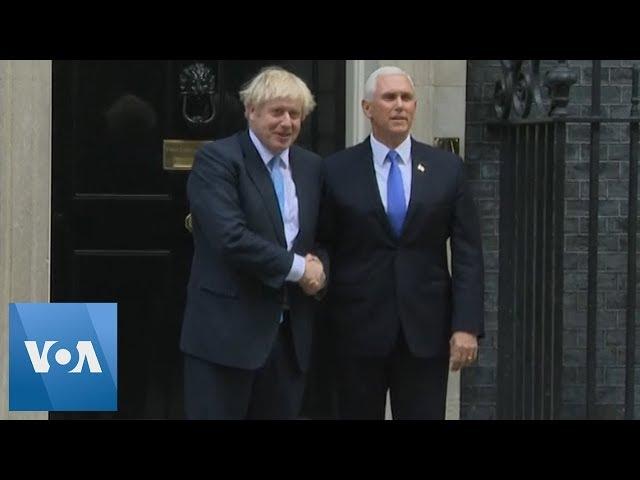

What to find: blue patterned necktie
left=269, top=155, right=285, bottom=216
left=386, top=149, right=406, bottom=237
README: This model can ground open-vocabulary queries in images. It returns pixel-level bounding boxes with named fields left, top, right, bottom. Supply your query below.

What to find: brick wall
left=462, top=60, right=640, bottom=419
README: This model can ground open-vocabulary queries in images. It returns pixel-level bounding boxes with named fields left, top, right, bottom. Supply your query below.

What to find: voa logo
left=24, top=340, right=103, bottom=373
left=10, top=302, right=117, bottom=411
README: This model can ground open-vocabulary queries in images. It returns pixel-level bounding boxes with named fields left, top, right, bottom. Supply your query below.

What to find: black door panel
left=52, top=60, right=344, bottom=419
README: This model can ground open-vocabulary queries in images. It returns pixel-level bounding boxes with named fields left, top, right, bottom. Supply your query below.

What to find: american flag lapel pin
left=417, top=163, right=426, bottom=173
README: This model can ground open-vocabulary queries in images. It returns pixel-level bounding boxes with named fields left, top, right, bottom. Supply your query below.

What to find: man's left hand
left=449, top=331, right=478, bottom=372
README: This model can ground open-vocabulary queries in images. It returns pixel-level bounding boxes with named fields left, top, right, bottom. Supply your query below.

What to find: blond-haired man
left=181, top=67, right=327, bottom=419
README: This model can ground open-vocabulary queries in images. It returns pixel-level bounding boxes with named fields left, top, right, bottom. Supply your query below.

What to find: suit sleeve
left=311, top=161, right=335, bottom=300
left=450, top=158, right=485, bottom=337
left=188, top=145, right=294, bottom=290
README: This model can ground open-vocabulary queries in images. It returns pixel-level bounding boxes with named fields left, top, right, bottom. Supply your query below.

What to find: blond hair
left=239, top=66, right=316, bottom=119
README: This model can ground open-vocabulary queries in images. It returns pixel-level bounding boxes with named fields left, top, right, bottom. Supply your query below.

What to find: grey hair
left=239, top=66, right=316, bottom=118
left=363, top=66, right=415, bottom=101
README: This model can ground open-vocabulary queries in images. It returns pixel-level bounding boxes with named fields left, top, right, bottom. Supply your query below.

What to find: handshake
left=298, top=254, right=326, bottom=296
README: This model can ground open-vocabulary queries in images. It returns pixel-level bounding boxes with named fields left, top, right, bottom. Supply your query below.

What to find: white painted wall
left=0, top=60, right=52, bottom=420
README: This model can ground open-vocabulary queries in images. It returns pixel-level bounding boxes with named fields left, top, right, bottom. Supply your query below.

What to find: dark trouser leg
left=335, top=355, right=388, bottom=420
left=389, top=334, right=449, bottom=420
left=183, top=354, right=253, bottom=420
left=247, top=314, right=306, bottom=420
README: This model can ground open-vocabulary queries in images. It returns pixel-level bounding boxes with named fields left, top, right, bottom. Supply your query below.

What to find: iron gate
left=484, top=60, right=639, bottom=419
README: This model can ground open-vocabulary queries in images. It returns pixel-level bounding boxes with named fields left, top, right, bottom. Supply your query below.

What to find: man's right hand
left=299, top=254, right=326, bottom=295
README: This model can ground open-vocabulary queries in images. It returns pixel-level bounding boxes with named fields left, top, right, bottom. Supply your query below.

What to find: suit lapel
left=359, top=139, right=397, bottom=241
left=289, top=147, right=308, bottom=251
left=401, top=139, right=431, bottom=236
left=238, top=132, right=286, bottom=247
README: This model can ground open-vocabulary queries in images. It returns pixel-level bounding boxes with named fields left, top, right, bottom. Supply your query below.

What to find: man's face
left=362, top=74, right=416, bottom=144
left=248, top=97, right=303, bottom=153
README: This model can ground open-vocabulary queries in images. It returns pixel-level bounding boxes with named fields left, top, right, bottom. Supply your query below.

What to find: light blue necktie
left=386, top=150, right=406, bottom=237
left=269, top=155, right=285, bottom=216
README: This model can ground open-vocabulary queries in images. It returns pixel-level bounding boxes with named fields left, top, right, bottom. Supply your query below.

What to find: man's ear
left=361, top=99, right=372, bottom=119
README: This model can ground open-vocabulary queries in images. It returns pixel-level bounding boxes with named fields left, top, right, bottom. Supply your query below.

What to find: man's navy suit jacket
left=319, top=137, right=484, bottom=358
left=180, top=131, right=325, bottom=372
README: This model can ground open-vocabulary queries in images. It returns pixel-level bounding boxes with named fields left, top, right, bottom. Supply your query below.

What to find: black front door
left=51, top=60, right=345, bottom=419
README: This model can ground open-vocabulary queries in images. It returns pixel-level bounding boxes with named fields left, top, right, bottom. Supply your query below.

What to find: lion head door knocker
left=180, top=63, right=216, bottom=126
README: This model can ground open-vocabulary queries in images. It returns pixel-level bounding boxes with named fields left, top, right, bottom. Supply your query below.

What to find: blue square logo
left=9, top=303, right=117, bottom=411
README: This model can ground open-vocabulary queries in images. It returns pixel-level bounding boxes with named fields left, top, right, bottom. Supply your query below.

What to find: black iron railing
left=479, top=60, right=640, bottom=419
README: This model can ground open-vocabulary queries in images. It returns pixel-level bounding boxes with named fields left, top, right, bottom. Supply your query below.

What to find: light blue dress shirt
left=249, top=130, right=305, bottom=282
left=370, top=134, right=413, bottom=211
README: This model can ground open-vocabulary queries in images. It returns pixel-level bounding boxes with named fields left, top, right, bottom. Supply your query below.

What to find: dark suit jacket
left=319, top=137, right=484, bottom=358
left=180, top=131, right=325, bottom=372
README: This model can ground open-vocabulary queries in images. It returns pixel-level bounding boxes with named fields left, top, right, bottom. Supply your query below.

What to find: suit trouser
left=335, top=330, right=449, bottom=420
left=183, top=312, right=305, bottom=419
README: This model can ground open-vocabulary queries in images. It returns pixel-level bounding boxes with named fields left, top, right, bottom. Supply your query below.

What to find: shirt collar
left=249, top=129, right=290, bottom=169
left=370, top=134, right=412, bottom=169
